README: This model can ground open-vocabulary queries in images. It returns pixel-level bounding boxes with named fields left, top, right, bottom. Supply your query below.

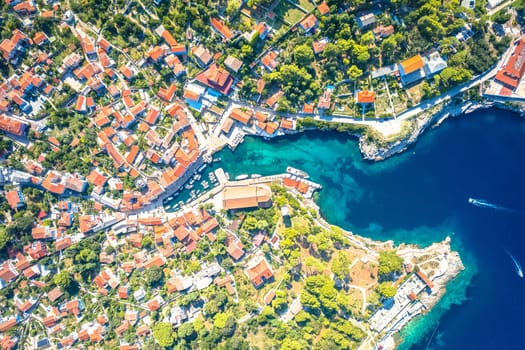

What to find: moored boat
left=286, top=166, right=309, bottom=178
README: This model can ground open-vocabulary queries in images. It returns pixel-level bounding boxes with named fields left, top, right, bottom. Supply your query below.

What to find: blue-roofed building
left=36, top=338, right=51, bottom=348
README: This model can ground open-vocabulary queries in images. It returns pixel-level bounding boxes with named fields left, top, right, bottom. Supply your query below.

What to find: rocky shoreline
left=359, top=99, right=525, bottom=162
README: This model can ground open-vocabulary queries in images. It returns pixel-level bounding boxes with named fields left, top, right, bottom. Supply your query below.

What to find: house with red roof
left=0, top=262, right=18, bottom=283
left=230, top=108, right=252, bottom=125
left=495, top=36, right=525, bottom=90
left=191, top=46, right=212, bottom=67
left=245, top=255, right=274, bottom=287
left=13, top=1, right=36, bottom=15
left=195, top=63, right=234, bottom=95
left=5, top=190, right=25, bottom=209
left=25, top=241, right=48, bottom=260
left=98, top=37, right=112, bottom=52
left=317, top=1, right=330, bottom=15
left=119, top=64, right=136, bottom=80
left=252, top=22, right=270, bottom=40
left=80, top=35, right=96, bottom=58
left=55, top=237, right=72, bottom=251
left=148, top=45, right=167, bottom=63
left=261, top=50, right=279, bottom=71
left=356, top=90, right=375, bottom=105
left=227, top=237, right=245, bottom=261
left=300, top=14, right=318, bottom=33
left=224, top=55, right=243, bottom=73
left=158, top=83, right=177, bottom=102
left=33, top=31, right=49, bottom=46
left=210, top=18, right=234, bottom=40
left=0, top=115, right=28, bottom=136
left=318, top=87, right=332, bottom=110
left=0, top=317, right=19, bottom=333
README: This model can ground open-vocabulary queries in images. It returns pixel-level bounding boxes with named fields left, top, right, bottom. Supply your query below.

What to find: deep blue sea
left=169, top=108, right=525, bottom=349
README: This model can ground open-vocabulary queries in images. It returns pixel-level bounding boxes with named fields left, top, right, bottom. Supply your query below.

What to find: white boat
left=235, top=174, right=249, bottom=180
left=167, top=196, right=173, bottom=201
left=286, top=166, right=309, bottom=178
left=506, top=249, right=524, bottom=278
left=251, top=174, right=261, bottom=179
left=194, top=174, right=201, bottom=180
left=185, top=184, right=193, bottom=190
left=198, top=164, right=207, bottom=172
left=213, top=157, right=221, bottom=163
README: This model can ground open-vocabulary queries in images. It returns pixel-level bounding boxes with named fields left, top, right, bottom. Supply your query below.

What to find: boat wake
left=504, top=249, right=524, bottom=278
left=468, top=198, right=522, bottom=214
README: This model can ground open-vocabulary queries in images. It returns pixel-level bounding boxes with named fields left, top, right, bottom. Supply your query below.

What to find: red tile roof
left=495, top=37, right=525, bottom=89
left=0, top=115, right=27, bottom=136
left=245, top=256, right=273, bottom=287
left=230, top=108, right=252, bottom=125
left=357, top=90, right=375, bottom=104
left=210, top=18, right=233, bottom=40
left=317, top=1, right=330, bottom=15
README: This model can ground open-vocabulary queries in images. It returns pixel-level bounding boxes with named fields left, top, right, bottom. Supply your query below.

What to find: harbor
left=163, top=163, right=321, bottom=212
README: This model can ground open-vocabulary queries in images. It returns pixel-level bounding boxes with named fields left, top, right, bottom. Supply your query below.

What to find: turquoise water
left=168, top=108, right=525, bottom=349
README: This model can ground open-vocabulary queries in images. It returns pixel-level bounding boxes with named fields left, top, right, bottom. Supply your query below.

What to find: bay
left=168, top=108, right=525, bottom=349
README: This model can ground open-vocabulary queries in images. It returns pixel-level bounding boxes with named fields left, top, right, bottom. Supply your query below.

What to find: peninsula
left=0, top=0, right=521, bottom=348
left=0, top=168, right=462, bottom=349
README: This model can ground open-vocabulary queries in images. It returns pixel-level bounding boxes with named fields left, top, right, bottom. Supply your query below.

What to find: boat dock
left=173, top=168, right=323, bottom=211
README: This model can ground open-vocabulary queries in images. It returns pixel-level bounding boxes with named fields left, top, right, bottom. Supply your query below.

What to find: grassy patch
left=374, top=92, right=392, bottom=117
left=406, top=82, right=425, bottom=105
left=297, top=0, right=315, bottom=11
left=274, top=0, right=306, bottom=24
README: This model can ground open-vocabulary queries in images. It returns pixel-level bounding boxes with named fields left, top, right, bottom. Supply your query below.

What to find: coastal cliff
left=359, top=99, right=525, bottom=161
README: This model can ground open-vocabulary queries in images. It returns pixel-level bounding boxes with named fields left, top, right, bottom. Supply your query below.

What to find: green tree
left=352, top=44, right=370, bottom=63
left=439, top=67, right=472, bottom=88
left=300, top=290, right=321, bottom=311
left=146, top=266, right=164, bottom=286
left=346, top=65, right=363, bottom=81
left=142, top=236, right=154, bottom=250
left=378, top=250, right=403, bottom=278
left=53, top=270, right=77, bottom=294
left=417, top=16, right=445, bottom=40
left=0, top=226, right=8, bottom=251
left=294, top=44, right=314, bottom=66
left=376, top=282, right=397, bottom=299
left=360, top=31, right=375, bottom=46
left=153, top=322, right=175, bottom=347
left=178, top=322, right=196, bottom=340
left=331, top=251, right=350, bottom=280
left=243, top=216, right=258, bottom=231
left=213, top=312, right=229, bottom=328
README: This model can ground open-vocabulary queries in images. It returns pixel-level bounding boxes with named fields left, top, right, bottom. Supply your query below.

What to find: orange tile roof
left=86, top=169, right=107, bottom=187
left=400, top=55, right=424, bottom=75
left=230, top=108, right=252, bottom=125
left=300, top=14, right=318, bottom=31
left=317, top=1, right=330, bottom=15
left=0, top=115, right=27, bottom=136
left=210, top=18, right=233, bottom=40
left=245, top=257, right=273, bottom=287
left=148, top=46, right=165, bottom=61
left=33, top=31, right=48, bottom=45
left=161, top=30, right=178, bottom=48
left=357, top=90, right=375, bottom=104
